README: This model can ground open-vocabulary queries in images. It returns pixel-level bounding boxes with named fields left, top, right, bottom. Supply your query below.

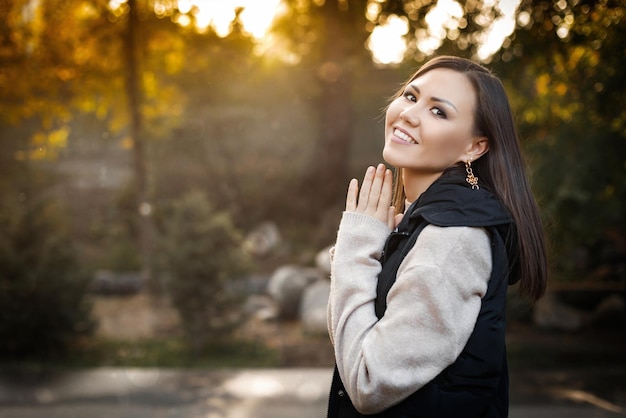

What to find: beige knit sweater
left=327, top=211, right=492, bottom=414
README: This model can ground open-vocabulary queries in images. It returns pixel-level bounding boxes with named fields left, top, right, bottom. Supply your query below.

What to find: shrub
left=160, top=191, right=250, bottom=355
left=0, top=193, right=94, bottom=359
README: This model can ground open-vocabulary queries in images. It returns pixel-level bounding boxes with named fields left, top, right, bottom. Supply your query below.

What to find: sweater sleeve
left=327, top=213, right=492, bottom=415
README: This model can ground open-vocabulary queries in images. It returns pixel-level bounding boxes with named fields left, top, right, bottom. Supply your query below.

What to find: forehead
left=409, top=68, right=477, bottom=110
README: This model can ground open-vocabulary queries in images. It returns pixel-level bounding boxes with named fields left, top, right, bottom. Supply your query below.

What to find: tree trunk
left=125, top=0, right=154, bottom=289
left=301, top=0, right=354, bottom=217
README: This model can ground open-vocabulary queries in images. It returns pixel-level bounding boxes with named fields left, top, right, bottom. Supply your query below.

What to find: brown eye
left=430, top=107, right=447, bottom=118
left=403, top=92, right=417, bottom=102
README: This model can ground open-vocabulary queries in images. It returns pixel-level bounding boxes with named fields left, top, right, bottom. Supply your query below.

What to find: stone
left=267, top=265, right=324, bottom=319
left=591, top=294, right=625, bottom=328
left=243, top=294, right=278, bottom=322
left=243, top=221, right=281, bottom=257
left=315, top=246, right=333, bottom=276
left=91, top=270, right=143, bottom=296
left=532, top=293, right=588, bottom=332
left=300, top=280, right=331, bottom=335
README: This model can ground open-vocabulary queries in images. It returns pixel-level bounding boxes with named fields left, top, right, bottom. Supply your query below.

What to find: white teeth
left=394, top=129, right=416, bottom=144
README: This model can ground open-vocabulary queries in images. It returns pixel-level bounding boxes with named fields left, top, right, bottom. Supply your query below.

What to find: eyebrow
left=408, top=84, right=458, bottom=112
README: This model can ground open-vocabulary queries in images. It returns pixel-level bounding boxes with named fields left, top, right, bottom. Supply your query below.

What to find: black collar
left=401, top=167, right=512, bottom=230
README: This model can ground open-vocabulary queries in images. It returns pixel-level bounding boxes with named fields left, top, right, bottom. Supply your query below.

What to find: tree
left=496, top=0, right=626, bottom=280
left=0, top=0, right=188, bottom=278
left=272, top=0, right=373, bottom=214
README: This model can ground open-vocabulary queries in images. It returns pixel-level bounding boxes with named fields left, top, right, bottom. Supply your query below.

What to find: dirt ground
left=91, top=293, right=625, bottom=369
left=92, top=293, right=335, bottom=367
left=92, top=293, right=182, bottom=340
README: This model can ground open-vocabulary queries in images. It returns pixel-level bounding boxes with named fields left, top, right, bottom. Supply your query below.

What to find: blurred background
left=0, top=0, right=624, bottom=384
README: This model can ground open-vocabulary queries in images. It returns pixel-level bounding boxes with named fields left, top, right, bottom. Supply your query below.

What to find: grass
left=1, top=337, right=282, bottom=370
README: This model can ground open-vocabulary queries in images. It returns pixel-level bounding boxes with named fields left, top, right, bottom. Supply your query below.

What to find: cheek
left=385, top=100, right=402, bottom=124
left=437, top=134, right=472, bottom=159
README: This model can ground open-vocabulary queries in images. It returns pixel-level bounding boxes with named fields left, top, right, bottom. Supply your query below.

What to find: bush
left=0, top=192, right=94, bottom=359
left=160, top=191, right=250, bottom=355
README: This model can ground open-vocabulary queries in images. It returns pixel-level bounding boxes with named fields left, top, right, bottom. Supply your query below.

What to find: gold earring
left=465, top=159, right=479, bottom=190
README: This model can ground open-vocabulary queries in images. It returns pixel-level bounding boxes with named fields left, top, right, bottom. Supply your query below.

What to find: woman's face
left=383, top=68, right=482, bottom=176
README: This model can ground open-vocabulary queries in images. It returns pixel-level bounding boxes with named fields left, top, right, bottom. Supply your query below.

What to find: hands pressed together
left=346, top=163, right=401, bottom=231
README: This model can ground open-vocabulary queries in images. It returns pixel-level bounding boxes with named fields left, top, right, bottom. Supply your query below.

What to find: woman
left=326, top=56, right=548, bottom=418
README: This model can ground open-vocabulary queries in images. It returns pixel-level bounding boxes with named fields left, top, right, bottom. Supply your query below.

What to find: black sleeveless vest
left=327, top=168, right=518, bottom=418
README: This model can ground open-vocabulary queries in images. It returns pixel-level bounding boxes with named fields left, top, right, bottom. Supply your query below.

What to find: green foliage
left=0, top=0, right=185, bottom=159
left=160, top=191, right=250, bottom=355
left=496, top=0, right=626, bottom=280
left=0, top=174, right=94, bottom=359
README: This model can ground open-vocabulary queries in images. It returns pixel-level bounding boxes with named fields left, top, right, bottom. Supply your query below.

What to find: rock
left=91, top=270, right=143, bottom=295
left=267, top=265, right=324, bottom=319
left=300, top=280, right=331, bottom=335
left=242, top=294, right=278, bottom=322
left=243, top=221, right=281, bottom=257
left=315, top=246, right=333, bottom=276
left=532, top=293, right=588, bottom=332
left=591, top=294, right=625, bottom=328
left=227, top=274, right=271, bottom=295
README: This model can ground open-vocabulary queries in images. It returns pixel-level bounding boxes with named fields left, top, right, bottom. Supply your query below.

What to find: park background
left=1, top=0, right=625, bottom=405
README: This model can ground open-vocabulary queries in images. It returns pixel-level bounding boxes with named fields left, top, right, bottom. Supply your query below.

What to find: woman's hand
left=346, top=163, right=395, bottom=230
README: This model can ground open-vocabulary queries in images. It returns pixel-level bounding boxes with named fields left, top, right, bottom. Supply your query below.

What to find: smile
left=394, top=128, right=417, bottom=144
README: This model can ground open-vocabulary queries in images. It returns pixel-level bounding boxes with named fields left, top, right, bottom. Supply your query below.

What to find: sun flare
left=108, top=0, right=519, bottom=64
left=368, top=15, right=409, bottom=65
left=179, top=0, right=283, bottom=38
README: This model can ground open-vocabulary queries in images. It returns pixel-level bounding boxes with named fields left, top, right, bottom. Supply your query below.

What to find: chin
left=382, top=145, right=402, bottom=167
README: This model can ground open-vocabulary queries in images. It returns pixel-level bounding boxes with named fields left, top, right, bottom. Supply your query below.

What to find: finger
left=366, top=164, right=386, bottom=212
left=373, top=168, right=393, bottom=220
left=357, top=166, right=376, bottom=210
left=387, top=206, right=396, bottom=230
left=345, top=178, right=358, bottom=212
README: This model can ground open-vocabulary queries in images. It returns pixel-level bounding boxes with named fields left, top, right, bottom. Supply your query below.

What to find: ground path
left=1, top=367, right=624, bottom=417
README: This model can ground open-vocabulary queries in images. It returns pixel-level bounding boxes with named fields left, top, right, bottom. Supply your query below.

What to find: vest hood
left=405, top=166, right=512, bottom=228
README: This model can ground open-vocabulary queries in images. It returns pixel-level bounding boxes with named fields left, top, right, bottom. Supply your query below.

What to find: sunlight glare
left=368, top=15, right=409, bottom=64
left=192, top=0, right=235, bottom=36
left=417, top=0, right=464, bottom=55
left=108, top=0, right=126, bottom=12
left=475, top=0, right=521, bottom=61
left=177, top=0, right=193, bottom=14
left=186, top=0, right=282, bottom=38
left=367, top=0, right=520, bottom=63
left=108, top=0, right=522, bottom=64
left=238, top=0, right=282, bottom=38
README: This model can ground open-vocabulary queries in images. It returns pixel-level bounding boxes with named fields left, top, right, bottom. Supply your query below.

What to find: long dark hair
left=390, top=56, right=548, bottom=300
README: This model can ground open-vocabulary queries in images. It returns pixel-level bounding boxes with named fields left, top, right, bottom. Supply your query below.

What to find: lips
left=393, top=128, right=417, bottom=144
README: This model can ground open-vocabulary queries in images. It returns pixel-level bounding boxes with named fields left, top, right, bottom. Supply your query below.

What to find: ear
left=467, top=136, right=489, bottom=161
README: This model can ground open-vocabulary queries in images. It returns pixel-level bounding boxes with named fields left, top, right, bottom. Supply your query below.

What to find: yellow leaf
left=48, top=127, right=70, bottom=149
left=121, top=135, right=133, bottom=149
left=535, top=74, right=550, bottom=96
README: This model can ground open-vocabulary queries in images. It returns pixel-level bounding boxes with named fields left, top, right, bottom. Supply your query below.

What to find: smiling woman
left=327, top=55, right=548, bottom=418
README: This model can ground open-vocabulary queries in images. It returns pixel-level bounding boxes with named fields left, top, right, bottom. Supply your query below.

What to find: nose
left=399, top=104, right=420, bottom=126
